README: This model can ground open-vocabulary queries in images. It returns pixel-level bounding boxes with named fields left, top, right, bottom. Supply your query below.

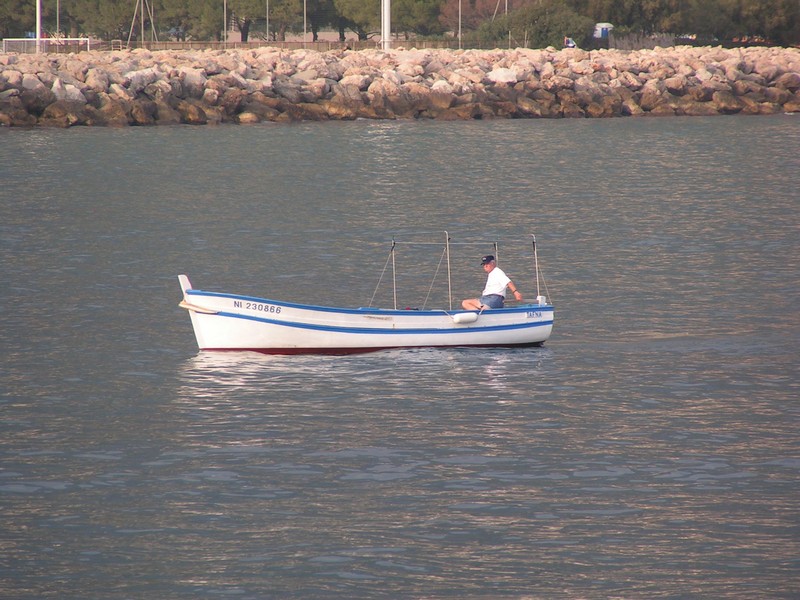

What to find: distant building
left=594, top=23, right=614, bottom=39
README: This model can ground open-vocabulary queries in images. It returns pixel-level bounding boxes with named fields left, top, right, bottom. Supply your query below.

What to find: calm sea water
left=1, top=115, right=799, bottom=598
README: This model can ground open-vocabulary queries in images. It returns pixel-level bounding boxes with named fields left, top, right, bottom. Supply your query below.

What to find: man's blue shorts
left=480, top=294, right=505, bottom=308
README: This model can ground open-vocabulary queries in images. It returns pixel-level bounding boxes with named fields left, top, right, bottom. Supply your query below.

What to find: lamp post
left=381, top=0, right=390, bottom=50
left=506, top=0, right=510, bottom=48
left=35, top=0, right=41, bottom=53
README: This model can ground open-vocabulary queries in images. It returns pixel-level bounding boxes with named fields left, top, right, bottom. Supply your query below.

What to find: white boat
left=178, top=234, right=554, bottom=355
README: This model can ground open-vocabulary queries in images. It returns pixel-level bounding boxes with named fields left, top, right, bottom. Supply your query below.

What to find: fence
left=2, top=38, right=91, bottom=54
left=105, top=39, right=473, bottom=52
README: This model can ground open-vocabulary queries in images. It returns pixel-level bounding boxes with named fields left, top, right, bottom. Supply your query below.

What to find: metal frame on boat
left=178, top=233, right=554, bottom=355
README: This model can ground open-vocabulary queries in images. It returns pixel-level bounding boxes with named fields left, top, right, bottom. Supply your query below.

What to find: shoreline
left=1, top=45, right=799, bottom=127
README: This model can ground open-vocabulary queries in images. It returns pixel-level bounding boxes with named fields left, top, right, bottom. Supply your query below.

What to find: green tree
left=477, top=0, right=594, bottom=48
left=440, top=0, right=516, bottom=34
left=69, top=0, right=138, bottom=40
left=569, top=0, right=682, bottom=33
left=570, top=0, right=800, bottom=44
left=1, top=0, right=35, bottom=38
left=158, top=0, right=192, bottom=40
left=55, top=0, right=89, bottom=37
left=265, top=0, right=303, bottom=40
left=394, top=0, right=445, bottom=38
left=193, top=0, right=222, bottom=40
left=306, top=0, right=342, bottom=41
left=738, top=0, right=800, bottom=44
left=228, top=0, right=268, bottom=41
left=334, top=0, right=378, bottom=39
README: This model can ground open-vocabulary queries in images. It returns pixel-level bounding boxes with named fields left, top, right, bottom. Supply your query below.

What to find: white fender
left=452, top=312, right=479, bottom=324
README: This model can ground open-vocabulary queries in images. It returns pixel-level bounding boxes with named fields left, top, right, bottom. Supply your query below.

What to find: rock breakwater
left=1, top=45, right=799, bottom=126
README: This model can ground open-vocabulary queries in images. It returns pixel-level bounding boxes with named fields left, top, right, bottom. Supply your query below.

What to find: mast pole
left=532, top=234, right=540, bottom=298
left=444, top=231, right=452, bottom=310
left=391, top=239, right=397, bottom=310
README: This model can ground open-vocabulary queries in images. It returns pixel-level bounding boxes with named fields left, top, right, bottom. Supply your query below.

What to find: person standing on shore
left=461, top=255, right=522, bottom=310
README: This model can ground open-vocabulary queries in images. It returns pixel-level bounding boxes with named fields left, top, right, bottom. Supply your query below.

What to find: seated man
left=462, top=255, right=523, bottom=310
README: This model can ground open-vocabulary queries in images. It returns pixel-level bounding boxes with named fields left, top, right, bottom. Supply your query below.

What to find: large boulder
left=155, top=100, right=181, bottom=124
left=178, top=67, right=207, bottom=98
left=0, top=96, right=37, bottom=126
left=773, top=72, right=800, bottom=92
left=486, top=67, right=518, bottom=85
left=130, top=99, right=157, bottom=125
left=97, top=93, right=132, bottom=126
left=321, top=84, right=363, bottom=120
left=124, top=67, right=160, bottom=94
left=20, top=86, right=56, bottom=116
left=175, top=99, right=207, bottom=124
left=85, top=68, right=110, bottom=92
left=219, top=87, right=249, bottom=116
left=272, top=76, right=303, bottom=104
left=2, top=68, right=24, bottom=89
left=51, top=78, right=87, bottom=102
left=39, top=99, right=96, bottom=127
left=239, top=98, right=280, bottom=122
left=712, top=90, right=745, bottom=113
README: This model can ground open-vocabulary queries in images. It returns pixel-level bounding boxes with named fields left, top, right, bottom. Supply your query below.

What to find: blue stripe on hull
left=212, top=309, right=554, bottom=336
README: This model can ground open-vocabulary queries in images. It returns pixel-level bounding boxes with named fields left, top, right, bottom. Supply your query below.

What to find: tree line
left=2, top=0, right=798, bottom=48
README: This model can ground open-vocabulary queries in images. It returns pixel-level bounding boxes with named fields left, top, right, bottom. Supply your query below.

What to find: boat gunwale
left=184, top=288, right=554, bottom=317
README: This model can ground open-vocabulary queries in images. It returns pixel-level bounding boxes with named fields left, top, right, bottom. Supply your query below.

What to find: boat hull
left=178, top=275, right=553, bottom=355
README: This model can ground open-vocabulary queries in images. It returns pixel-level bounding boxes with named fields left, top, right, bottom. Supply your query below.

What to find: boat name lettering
left=526, top=311, right=543, bottom=318
left=233, top=300, right=282, bottom=314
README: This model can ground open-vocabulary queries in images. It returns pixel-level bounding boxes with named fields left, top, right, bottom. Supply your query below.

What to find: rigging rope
left=421, top=246, right=448, bottom=310
left=368, top=245, right=394, bottom=308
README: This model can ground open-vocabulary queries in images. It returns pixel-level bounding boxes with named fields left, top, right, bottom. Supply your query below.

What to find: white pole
left=223, top=0, right=227, bottom=46
left=458, top=0, right=461, bottom=49
left=303, top=0, right=307, bottom=47
left=381, top=0, right=390, bottom=50
left=506, top=0, right=510, bottom=48
left=266, top=0, right=269, bottom=42
left=56, top=0, right=60, bottom=35
left=35, top=0, right=41, bottom=53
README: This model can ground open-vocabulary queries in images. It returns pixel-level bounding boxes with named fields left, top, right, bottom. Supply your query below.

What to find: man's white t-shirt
left=482, top=266, right=511, bottom=297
